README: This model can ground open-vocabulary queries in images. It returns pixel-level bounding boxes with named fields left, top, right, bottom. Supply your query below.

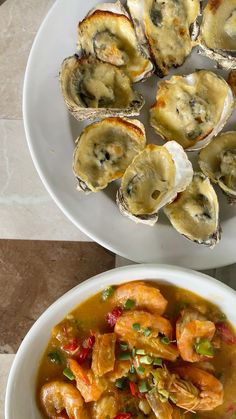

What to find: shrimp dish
left=37, top=281, right=236, bottom=418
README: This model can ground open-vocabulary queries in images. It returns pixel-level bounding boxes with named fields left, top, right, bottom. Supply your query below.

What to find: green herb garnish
left=153, top=357, right=162, bottom=366
left=132, top=323, right=141, bottom=331
left=137, top=366, right=145, bottom=374
left=195, top=338, right=214, bottom=357
left=142, top=327, right=152, bottom=337
left=47, top=351, right=62, bottom=364
left=130, top=364, right=136, bottom=374
left=63, top=368, right=75, bottom=381
left=115, top=377, right=128, bottom=389
left=160, top=336, right=170, bottom=345
left=102, top=286, right=115, bottom=301
left=124, top=299, right=136, bottom=310
left=119, top=352, right=131, bottom=360
left=136, top=349, right=146, bottom=355
left=140, top=355, right=153, bottom=365
left=120, top=342, right=128, bottom=351
left=138, top=380, right=149, bottom=393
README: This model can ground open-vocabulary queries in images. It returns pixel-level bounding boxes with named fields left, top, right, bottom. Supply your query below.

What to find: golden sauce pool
left=36, top=281, right=236, bottom=419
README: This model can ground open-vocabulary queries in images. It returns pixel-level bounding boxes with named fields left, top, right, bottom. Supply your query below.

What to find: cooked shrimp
left=146, top=388, right=174, bottom=419
left=92, top=333, right=116, bottom=376
left=114, top=310, right=178, bottom=361
left=40, top=381, right=89, bottom=419
left=92, top=392, right=118, bottom=419
left=115, top=310, right=173, bottom=341
left=69, top=359, right=107, bottom=402
left=111, top=281, right=167, bottom=315
left=173, top=366, right=224, bottom=411
left=176, top=309, right=216, bottom=362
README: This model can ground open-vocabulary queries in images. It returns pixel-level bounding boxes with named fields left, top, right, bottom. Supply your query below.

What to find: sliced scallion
left=130, top=364, right=136, bottom=374
left=138, top=380, right=149, bottom=393
left=160, top=336, right=170, bottom=345
left=136, top=349, right=146, bottom=355
left=63, top=368, right=75, bottom=381
left=137, top=366, right=145, bottom=374
left=120, top=341, right=128, bottom=351
left=153, top=357, right=162, bottom=366
left=194, top=338, right=214, bottom=357
left=102, top=286, right=115, bottom=301
left=47, top=351, right=62, bottom=365
left=140, top=355, right=153, bottom=365
left=132, top=323, right=141, bottom=331
left=124, top=299, right=136, bottom=310
left=142, top=327, right=152, bottom=337
left=119, top=352, right=131, bottom=360
left=115, top=377, right=127, bottom=389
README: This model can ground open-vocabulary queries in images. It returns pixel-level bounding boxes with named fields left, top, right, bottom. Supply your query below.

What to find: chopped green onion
left=102, top=286, right=115, bottom=301
left=47, top=351, right=62, bottom=364
left=153, top=357, right=162, bottom=366
left=115, top=377, right=127, bottom=389
left=119, top=352, right=131, bottom=360
left=142, top=327, right=152, bottom=337
left=132, top=323, right=141, bottom=331
left=124, top=299, right=136, bottom=310
left=159, top=389, right=170, bottom=399
left=130, top=365, right=136, bottom=374
left=140, top=355, right=153, bottom=365
left=169, top=394, right=177, bottom=404
left=136, top=349, right=146, bottom=355
left=137, top=366, right=145, bottom=374
left=219, top=312, right=227, bottom=321
left=120, top=342, right=128, bottom=351
left=132, top=347, right=136, bottom=357
left=160, top=336, right=170, bottom=345
left=63, top=368, right=75, bottom=381
left=151, top=370, right=161, bottom=383
left=195, top=338, right=214, bottom=357
left=138, top=380, right=149, bottom=393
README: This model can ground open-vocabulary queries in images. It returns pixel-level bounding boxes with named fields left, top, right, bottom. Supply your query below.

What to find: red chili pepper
left=215, top=322, right=236, bottom=345
left=129, top=381, right=138, bottom=397
left=113, top=414, right=132, bottom=419
left=106, top=307, right=123, bottom=327
left=77, top=333, right=96, bottom=364
left=226, top=404, right=235, bottom=413
left=62, top=338, right=79, bottom=353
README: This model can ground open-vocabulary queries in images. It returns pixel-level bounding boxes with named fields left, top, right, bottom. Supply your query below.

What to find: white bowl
left=5, top=264, right=236, bottom=419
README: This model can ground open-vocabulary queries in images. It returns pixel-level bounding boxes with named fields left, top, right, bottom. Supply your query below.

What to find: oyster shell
left=117, top=141, right=193, bottom=225
left=150, top=70, right=234, bottom=151
left=199, top=0, right=236, bottom=70
left=127, top=0, right=200, bottom=77
left=73, top=117, right=146, bottom=193
left=78, top=1, right=153, bottom=82
left=164, top=173, right=220, bottom=247
left=60, top=55, right=144, bottom=121
left=199, top=131, right=236, bottom=204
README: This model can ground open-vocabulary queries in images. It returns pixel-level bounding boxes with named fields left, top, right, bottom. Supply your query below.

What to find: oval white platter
left=23, top=0, right=236, bottom=269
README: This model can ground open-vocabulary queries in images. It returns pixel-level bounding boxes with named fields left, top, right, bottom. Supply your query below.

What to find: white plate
left=5, top=263, right=236, bottom=419
left=23, top=0, right=236, bottom=269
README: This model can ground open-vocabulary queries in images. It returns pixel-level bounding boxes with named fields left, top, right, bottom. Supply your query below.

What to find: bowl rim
left=5, top=263, right=236, bottom=418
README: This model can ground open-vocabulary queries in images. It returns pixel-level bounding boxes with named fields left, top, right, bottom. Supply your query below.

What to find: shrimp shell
left=111, top=281, right=167, bottom=315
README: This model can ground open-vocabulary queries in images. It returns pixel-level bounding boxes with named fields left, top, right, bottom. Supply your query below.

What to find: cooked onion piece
left=199, top=131, right=236, bottom=204
left=150, top=70, right=234, bottom=150
left=73, top=117, right=146, bottom=193
left=127, top=0, right=200, bottom=76
left=117, top=141, right=193, bottom=225
left=164, top=173, right=220, bottom=247
left=78, top=1, right=153, bottom=82
left=60, top=55, right=144, bottom=121
left=199, top=0, right=236, bottom=70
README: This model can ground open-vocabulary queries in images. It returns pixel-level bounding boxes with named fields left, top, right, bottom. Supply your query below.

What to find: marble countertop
left=0, top=1, right=235, bottom=418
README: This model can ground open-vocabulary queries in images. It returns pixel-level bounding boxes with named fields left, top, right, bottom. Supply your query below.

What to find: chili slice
left=114, top=414, right=132, bottom=419
left=106, top=307, right=123, bottom=327
left=215, top=322, right=236, bottom=345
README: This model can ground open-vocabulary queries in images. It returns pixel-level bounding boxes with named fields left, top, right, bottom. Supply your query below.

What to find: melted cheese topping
left=150, top=71, right=229, bottom=149
left=143, top=0, right=199, bottom=75
left=78, top=11, right=152, bottom=82
left=201, top=0, right=236, bottom=50
left=121, top=145, right=176, bottom=215
left=70, top=58, right=136, bottom=109
left=73, top=118, right=146, bottom=192
left=199, top=131, right=236, bottom=196
left=164, top=174, right=219, bottom=244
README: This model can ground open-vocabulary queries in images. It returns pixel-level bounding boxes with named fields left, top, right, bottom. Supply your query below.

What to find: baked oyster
left=199, top=0, right=236, bottom=70
left=117, top=141, right=193, bottom=225
left=73, top=117, right=146, bottom=193
left=127, top=0, right=200, bottom=77
left=164, top=173, right=220, bottom=247
left=60, top=55, right=144, bottom=121
left=150, top=70, right=234, bottom=150
left=78, top=1, right=153, bottom=82
left=199, top=131, right=236, bottom=204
